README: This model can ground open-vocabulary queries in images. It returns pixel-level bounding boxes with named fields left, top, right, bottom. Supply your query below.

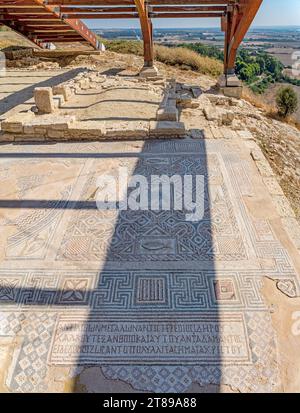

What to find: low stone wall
left=0, top=71, right=243, bottom=143
left=4, top=48, right=33, bottom=60
left=156, top=80, right=201, bottom=122
left=0, top=111, right=187, bottom=142
left=0, top=71, right=193, bottom=142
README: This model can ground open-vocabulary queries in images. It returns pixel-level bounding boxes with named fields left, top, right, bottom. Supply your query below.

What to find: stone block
left=23, top=115, right=76, bottom=137
left=139, top=66, right=159, bottom=78
left=14, top=134, right=45, bottom=142
left=202, top=128, right=214, bottom=139
left=203, top=106, right=219, bottom=121
left=23, top=124, right=47, bottom=137
left=153, top=79, right=165, bottom=86
left=1, top=112, right=33, bottom=133
left=34, top=87, right=54, bottom=114
left=207, top=94, right=231, bottom=106
left=48, top=116, right=76, bottom=130
left=177, top=97, right=193, bottom=108
left=226, top=74, right=241, bottom=87
left=157, top=107, right=179, bottom=122
left=158, top=93, right=169, bottom=109
left=0, top=132, right=14, bottom=142
left=191, top=87, right=201, bottom=98
left=53, top=95, right=65, bottom=109
left=221, top=111, right=234, bottom=126
left=217, top=74, right=227, bottom=88
left=167, top=98, right=177, bottom=108
left=220, top=86, right=242, bottom=99
left=52, top=85, right=72, bottom=101
left=251, top=149, right=264, bottom=161
left=67, top=121, right=106, bottom=140
left=106, top=121, right=149, bottom=139
left=79, top=78, right=90, bottom=90
left=47, top=129, right=66, bottom=139
left=149, top=121, right=186, bottom=137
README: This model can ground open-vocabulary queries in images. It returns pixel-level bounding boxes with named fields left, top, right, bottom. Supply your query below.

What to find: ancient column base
left=217, top=73, right=242, bottom=99
left=139, top=65, right=159, bottom=78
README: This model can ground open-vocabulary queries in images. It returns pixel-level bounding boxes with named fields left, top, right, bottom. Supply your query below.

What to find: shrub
left=276, top=86, right=298, bottom=118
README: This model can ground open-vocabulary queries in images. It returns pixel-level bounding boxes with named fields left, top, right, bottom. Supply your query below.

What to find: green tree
left=276, top=86, right=298, bottom=118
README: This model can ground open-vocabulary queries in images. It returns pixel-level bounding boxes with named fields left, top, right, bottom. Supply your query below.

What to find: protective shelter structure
left=0, top=0, right=263, bottom=79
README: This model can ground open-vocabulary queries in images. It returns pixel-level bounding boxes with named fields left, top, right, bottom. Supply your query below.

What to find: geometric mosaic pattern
left=0, top=269, right=291, bottom=311
left=0, top=312, right=57, bottom=392
left=56, top=155, right=248, bottom=263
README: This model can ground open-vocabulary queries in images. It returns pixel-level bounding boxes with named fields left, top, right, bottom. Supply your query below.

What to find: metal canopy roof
left=0, top=1, right=263, bottom=73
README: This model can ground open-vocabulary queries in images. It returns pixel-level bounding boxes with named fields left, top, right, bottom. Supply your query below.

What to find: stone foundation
left=0, top=112, right=188, bottom=142
left=0, top=71, right=244, bottom=143
left=139, top=65, right=160, bottom=78
left=218, top=73, right=242, bottom=99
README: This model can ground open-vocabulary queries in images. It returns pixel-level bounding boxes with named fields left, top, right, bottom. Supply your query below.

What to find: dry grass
left=155, top=45, right=223, bottom=77
left=242, top=87, right=273, bottom=112
left=103, top=39, right=144, bottom=56
left=104, top=39, right=223, bottom=78
left=243, top=86, right=300, bottom=131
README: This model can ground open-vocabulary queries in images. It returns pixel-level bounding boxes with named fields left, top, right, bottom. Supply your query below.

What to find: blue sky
left=84, top=0, right=300, bottom=29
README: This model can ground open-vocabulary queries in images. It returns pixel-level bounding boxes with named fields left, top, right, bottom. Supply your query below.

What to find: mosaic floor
left=0, top=138, right=299, bottom=392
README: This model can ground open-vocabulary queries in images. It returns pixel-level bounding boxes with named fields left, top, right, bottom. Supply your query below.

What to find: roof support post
left=134, top=0, right=154, bottom=67
left=225, top=0, right=263, bottom=73
left=223, top=2, right=239, bottom=74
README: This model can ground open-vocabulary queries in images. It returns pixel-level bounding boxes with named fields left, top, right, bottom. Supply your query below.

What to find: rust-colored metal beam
left=60, top=12, right=224, bottom=19
left=59, top=5, right=227, bottom=13
left=134, top=0, right=154, bottom=67
left=46, top=0, right=230, bottom=5
left=0, top=0, right=263, bottom=74
left=61, top=13, right=138, bottom=18
left=225, top=0, right=263, bottom=73
left=151, top=12, right=224, bottom=18
left=0, top=0, right=100, bottom=49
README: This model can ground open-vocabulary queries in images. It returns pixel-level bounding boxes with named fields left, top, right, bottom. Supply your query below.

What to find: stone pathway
left=0, top=135, right=299, bottom=393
